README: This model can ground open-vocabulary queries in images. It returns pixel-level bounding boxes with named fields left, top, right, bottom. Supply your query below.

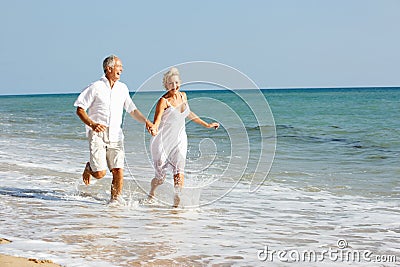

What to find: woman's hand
left=207, top=122, right=220, bottom=129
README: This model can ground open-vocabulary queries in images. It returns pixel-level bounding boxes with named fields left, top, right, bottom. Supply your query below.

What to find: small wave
left=246, top=124, right=276, bottom=130
left=0, top=187, right=65, bottom=201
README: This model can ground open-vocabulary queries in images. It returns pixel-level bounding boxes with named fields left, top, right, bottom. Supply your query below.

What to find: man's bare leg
left=110, top=168, right=123, bottom=201
left=82, top=162, right=106, bottom=185
left=82, top=162, right=92, bottom=185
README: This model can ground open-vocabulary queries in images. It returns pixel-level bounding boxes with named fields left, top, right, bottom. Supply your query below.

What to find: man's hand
left=91, top=123, right=107, bottom=132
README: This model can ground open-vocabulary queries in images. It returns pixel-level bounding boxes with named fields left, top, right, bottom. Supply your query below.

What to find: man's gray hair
left=103, top=55, right=118, bottom=74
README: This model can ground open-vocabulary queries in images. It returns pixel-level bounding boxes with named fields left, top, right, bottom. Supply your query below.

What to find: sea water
left=0, top=88, right=399, bottom=266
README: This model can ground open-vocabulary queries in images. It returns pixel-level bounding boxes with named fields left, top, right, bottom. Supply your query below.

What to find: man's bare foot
left=173, top=193, right=180, bottom=208
left=109, top=195, right=126, bottom=205
left=82, top=162, right=92, bottom=185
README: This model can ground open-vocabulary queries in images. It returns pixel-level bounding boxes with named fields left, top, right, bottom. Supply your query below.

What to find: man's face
left=106, top=58, right=123, bottom=82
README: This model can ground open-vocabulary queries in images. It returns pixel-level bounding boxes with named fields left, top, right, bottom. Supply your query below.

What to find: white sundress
left=150, top=94, right=190, bottom=182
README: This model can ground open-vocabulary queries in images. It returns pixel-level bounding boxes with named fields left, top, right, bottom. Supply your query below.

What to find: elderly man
left=74, top=55, right=152, bottom=202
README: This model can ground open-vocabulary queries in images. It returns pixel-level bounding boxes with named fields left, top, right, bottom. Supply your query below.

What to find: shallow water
left=0, top=88, right=399, bottom=266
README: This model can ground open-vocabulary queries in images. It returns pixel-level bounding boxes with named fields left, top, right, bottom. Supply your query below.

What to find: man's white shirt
left=74, top=76, right=137, bottom=142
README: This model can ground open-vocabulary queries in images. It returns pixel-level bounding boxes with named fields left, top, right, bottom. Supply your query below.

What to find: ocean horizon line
left=0, top=86, right=399, bottom=97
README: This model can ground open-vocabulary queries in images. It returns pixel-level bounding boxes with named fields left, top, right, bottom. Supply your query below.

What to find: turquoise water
left=0, top=88, right=399, bottom=266
left=265, top=88, right=400, bottom=198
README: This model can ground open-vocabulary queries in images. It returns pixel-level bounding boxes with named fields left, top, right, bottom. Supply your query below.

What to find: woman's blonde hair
left=163, top=67, right=181, bottom=89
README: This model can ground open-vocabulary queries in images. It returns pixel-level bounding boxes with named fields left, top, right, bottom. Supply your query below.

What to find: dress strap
left=162, top=97, right=171, bottom=108
left=179, top=92, right=186, bottom=103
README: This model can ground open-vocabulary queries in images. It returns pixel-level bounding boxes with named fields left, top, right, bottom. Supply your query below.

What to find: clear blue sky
left=0, top=0, right=399, bottom=95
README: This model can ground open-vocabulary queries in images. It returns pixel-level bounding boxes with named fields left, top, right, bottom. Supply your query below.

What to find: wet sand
left=0, top=238, right=61, bottom=267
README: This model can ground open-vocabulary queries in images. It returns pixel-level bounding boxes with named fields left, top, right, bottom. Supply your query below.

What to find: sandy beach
left=0, top=238, right=61, bottom=267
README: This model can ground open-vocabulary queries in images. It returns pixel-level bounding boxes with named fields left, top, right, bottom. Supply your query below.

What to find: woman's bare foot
left=173, top=193, right=180, bottom=208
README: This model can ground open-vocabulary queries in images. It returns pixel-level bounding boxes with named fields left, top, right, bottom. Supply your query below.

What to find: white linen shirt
left=74, top=76, right=137, bottom=142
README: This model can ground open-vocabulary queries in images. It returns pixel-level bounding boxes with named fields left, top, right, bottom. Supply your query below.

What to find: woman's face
left=166, top=75, right=180, bottom=93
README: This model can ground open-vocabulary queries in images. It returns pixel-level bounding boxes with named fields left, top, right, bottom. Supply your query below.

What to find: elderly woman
left=148, top=67, right=219, bottom=207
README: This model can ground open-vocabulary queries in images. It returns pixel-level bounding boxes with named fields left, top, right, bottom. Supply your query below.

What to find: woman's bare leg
left=149, top=178, right=163, bottom=199
left=173, top=173, right=184, bottom=208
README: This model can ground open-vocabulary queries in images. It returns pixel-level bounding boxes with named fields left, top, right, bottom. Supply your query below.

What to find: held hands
left=146, top=120, right=158, bottom=136
left=91, top=120, right=157, bottom=135
left=149, top=125, right=158, bottom=136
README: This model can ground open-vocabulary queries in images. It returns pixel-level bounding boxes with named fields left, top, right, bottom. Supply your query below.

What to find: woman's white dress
left=150, top=96, right=190, bottom=182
